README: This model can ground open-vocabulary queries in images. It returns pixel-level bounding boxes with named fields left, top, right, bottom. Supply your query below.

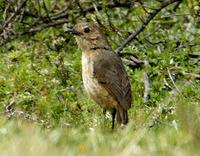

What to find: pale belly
left=82, top=54, right=118, bottom=109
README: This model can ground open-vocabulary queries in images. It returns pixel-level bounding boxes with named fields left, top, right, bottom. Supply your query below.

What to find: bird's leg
left=111, top=108, right=116, bottom=129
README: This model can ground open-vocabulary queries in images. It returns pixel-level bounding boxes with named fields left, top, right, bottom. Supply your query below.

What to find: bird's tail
left=116, top=107, right=128, bottom=125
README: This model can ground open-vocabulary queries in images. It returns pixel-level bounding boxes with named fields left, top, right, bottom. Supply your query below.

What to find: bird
left=67, top=21, right=132, bottom=129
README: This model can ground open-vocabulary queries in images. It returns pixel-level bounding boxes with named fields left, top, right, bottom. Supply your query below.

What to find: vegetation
left=0, top=0, right=199, bottom=155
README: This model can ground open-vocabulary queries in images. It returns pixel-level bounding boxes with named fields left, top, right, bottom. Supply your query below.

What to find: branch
left=143, top=71, right=150, bottom=102
left=173, top=0, right=183, bottom=11
left=0, top=19, right=68, bottom=46
left=115, top=0, right=181, bottom=54
left=0, top=1, right=131, bottom=46
left=167, top=68, right=181, bottom=93
left=22, top=19, right=68, bottom=34
left=50, top=1, right=131, bottom=21
left=0, top=0, right=27, bottom=33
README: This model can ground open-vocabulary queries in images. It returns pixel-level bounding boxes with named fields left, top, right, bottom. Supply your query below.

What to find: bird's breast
left=81, top=53, right=117, bottom=109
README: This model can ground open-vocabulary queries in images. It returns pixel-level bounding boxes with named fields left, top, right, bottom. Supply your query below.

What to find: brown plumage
left=67, top=21, right=132, bottom=128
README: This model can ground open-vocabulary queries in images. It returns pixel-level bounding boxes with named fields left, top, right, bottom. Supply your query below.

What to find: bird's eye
left=84, top=27, right=91, bottom=33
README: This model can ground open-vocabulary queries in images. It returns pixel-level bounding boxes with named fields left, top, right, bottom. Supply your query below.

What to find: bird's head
left=66, top=21, right=110, bottom=52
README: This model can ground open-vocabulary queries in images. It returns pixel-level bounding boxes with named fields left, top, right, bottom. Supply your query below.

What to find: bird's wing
left=93, top=51, right=132, bottom=110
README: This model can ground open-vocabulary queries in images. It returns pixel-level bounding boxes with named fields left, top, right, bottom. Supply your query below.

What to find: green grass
left=0, top=81, right=199, bottom=156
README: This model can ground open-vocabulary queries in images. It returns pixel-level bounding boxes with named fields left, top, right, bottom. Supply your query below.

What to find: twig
left=143, top=72, right=150, bottom=102
left=141, top=26, right=161, bottom=40
left=47, top=1, right=131, bottom=21
left=76, top=0, right=84, bottom=16
left=188, top=52, right=200, bottom=58
left=0, top=1, right=131, bottom=46
left=137, top=1, right=151, bottom=14
left=3, top=2, right=11, bottom=20
left=182, top=71, right=200, bottom=80
left=173, top=0, right=183, bottom=11
left=129, top=56, right=145, bottom=64
left=22, top=19, right=68, bottom=34
left=31, top=64, right=45, bottom=76
left=169, top=66, right=200, bottom=80
left=164, top=78, right=172, bottom=90
left=42, top=0, right=52, bottom=22
left=167, top=68, right=180, bottom=93
left=115, top=0, right=180, bottom=54
left=0, top=0, right=27, bottom=33
left=6, top=109, right=51, bottom=127
left=0, top=19, right=68, bottom=46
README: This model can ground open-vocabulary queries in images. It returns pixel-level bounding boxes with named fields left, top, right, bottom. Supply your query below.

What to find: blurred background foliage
left=0, top=0, right=200, bottom=155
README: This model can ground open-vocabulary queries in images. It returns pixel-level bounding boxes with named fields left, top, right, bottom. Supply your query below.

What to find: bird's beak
left=65, top=28, right=82, bottom=36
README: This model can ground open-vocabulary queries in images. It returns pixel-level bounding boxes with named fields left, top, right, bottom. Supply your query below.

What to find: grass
left=0, top=81, right=199, bottom=156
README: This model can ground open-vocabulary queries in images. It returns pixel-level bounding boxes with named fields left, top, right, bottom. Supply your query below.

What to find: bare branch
left=0, top=0, right=27, bottom=34
left=167, top=68, right=181, bottom=93
left=0, top=1, right=131, bottom=46
left=143, top=72, right=150, bottom=102
left=115, top=0, right=181, bottom=54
